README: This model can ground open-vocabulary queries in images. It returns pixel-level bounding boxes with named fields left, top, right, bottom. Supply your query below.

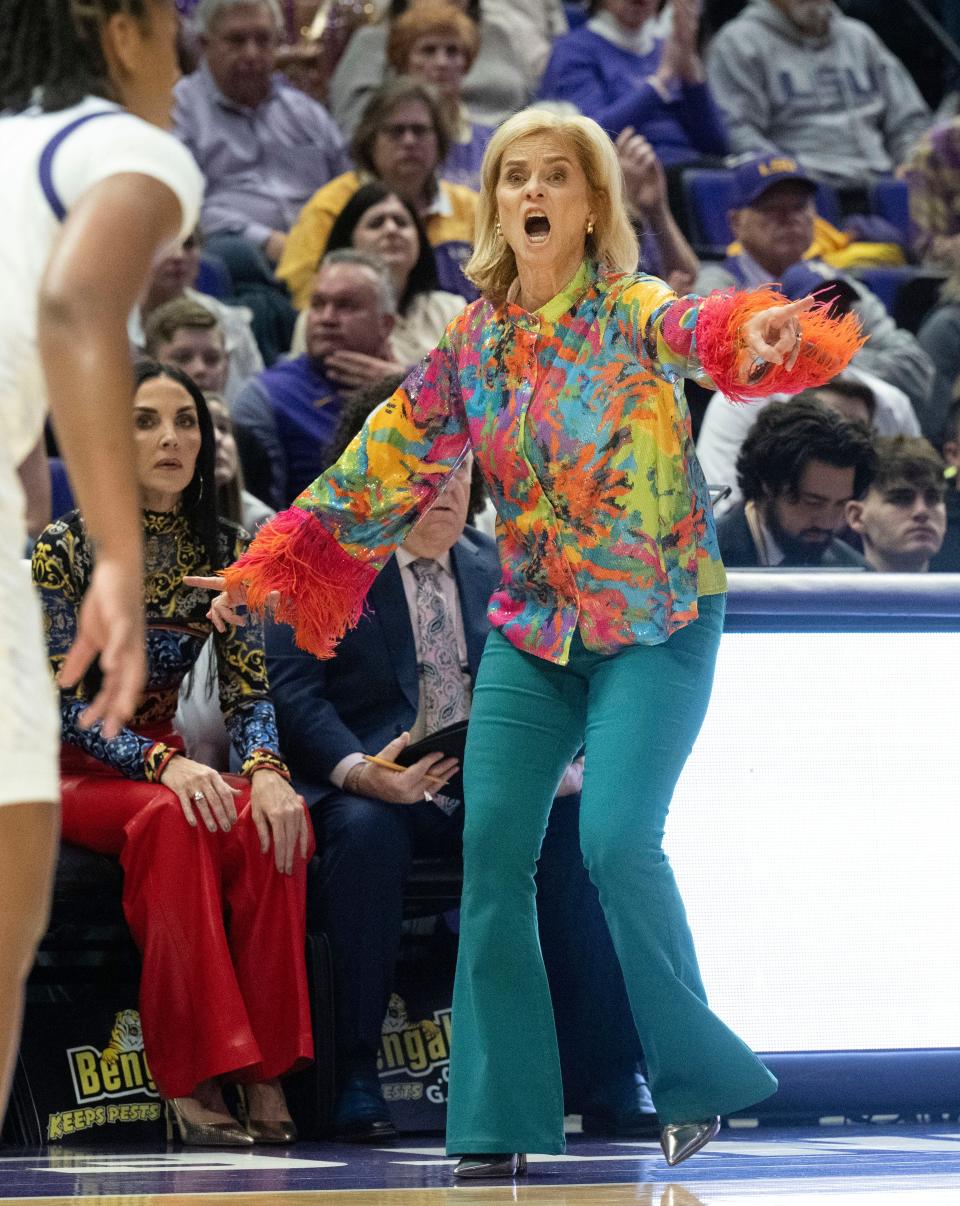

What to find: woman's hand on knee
left=160, top=755, right=242, bottom=833
left=249, top=769, right=311, bottom=875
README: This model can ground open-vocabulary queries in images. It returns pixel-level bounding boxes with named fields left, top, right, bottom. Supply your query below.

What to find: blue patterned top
left=32, top=508, right=288, bottom=782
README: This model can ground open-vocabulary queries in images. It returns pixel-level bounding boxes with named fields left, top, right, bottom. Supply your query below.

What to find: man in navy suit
left=265, top=388, right=655, bottom=1143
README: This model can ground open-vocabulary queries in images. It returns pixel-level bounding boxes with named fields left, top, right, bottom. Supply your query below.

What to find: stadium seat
left=195, top=251, right=233, bottom=300
left=869, top=179, right=911, bottom=243
left=855, top=266, right=914, bottom=314
left=683, top=169, right=841, bottom=255
left=854, top=265, right=946, bottom=326
left=48, top=456, right=75, bottom=521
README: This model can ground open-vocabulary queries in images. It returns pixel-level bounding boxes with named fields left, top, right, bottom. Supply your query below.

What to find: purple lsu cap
left=729, top=154, right=817, bottom=208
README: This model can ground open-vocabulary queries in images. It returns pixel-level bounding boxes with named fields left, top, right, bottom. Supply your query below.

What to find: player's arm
left=37, top=173, right=183, bottom=736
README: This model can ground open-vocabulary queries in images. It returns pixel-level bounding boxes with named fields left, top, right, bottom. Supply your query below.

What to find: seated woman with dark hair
left=290, top=182, right=466, bottom=372
left=31, top=362, right=313, bottom=1148
left=207, top=392, right=276, bottom=534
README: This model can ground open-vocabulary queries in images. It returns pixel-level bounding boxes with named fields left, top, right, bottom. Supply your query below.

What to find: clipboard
left=395, top=720, right=469, bottom=801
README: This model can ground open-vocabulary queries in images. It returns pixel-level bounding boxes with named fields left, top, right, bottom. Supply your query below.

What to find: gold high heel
left=164, top=1097, right=254, bottom=1147
left=660, top=1116, right=721, bottom=1166
left=453, top=1153, right=527, bottom=1178
left=235, top=1084, right=299, bottom=1145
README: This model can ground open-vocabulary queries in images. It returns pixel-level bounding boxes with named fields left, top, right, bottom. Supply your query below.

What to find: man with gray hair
left=174, top=0, right=349, bottom=264
left=174, top=0, right=351, bottom=365
left=232, top=251, right=406, bottom=508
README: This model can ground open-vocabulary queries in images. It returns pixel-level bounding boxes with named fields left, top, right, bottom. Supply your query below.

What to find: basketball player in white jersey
left=0, top=0, right=203, bottom=1123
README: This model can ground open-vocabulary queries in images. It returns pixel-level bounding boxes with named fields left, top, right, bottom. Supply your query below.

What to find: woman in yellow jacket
left=277, top=78, right=478, bottom=307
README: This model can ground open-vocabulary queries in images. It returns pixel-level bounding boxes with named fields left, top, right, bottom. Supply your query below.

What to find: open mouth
left=524, top=212, right=551, bottom=242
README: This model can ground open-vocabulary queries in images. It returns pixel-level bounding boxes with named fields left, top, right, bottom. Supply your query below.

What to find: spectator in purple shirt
left=176, top=0, right=348, bottom=257
left=175, top=0, right=350, bottom=362
left=232, top=250, right=405, bottom=509
left=537, top=0, right=728, bottom=168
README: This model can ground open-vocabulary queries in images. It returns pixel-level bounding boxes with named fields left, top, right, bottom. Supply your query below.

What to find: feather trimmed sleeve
left=222, top=332, right=470, bottom=659
left=618, top=274, right=865, bottom=401
left=690, top=287, right=866, bottom=402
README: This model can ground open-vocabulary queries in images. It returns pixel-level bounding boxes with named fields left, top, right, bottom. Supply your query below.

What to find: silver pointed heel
left=453, top=1152, right=527, bottom=1178
left=235, top=1085, right=298, bottom=1145
left=660, top=1116, right=720, bottom=1166
left=164, top=1098, right=255, bottom=1147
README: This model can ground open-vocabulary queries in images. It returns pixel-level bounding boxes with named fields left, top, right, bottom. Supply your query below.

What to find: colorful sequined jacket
left=224, top=261, right=862, bottom=665
left=32, top=509, right=289, bottom=782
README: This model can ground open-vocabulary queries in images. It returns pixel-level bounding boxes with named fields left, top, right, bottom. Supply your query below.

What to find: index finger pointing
left=184, top=575, right=228, bottom=590
left=780, top=295, right=816, bottom=314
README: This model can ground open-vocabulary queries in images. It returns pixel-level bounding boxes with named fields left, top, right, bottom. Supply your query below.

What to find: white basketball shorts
left=0, top=455, right=59, bottom=807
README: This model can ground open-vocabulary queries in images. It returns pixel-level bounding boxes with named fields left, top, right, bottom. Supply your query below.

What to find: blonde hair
left=464, top=109, right=639, bottom=305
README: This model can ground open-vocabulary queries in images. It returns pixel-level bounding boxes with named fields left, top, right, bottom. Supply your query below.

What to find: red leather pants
left=60, top=740, right=314, bottom=1098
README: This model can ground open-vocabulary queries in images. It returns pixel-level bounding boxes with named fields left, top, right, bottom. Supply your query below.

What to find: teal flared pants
left=445, top=594, right=777, bottom=1155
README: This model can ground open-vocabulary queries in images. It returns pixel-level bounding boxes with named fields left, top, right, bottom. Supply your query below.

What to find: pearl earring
left=495, top=221, right=502, bottom=237
left=586, top=219, right=595, bottom=235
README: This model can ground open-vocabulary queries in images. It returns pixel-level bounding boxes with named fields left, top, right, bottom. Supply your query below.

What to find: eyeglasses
left=380, top=122, right=436, bottom=142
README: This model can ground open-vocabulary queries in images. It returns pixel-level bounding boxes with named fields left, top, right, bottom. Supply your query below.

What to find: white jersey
left=0, top=97, right=203, bottom=468
left=0, top=97, right=202, bottom=807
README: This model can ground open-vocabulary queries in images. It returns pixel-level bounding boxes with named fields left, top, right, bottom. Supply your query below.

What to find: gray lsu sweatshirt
left=706, top=0, right=931, bottom=188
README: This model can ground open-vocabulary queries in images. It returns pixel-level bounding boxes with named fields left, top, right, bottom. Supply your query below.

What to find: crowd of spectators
left=23, top=0, right=960, bottom=1148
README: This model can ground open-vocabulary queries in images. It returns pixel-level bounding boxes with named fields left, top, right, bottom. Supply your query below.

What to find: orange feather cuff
left=221, top=506, right=377, bottom=660
left=695, top=287, right=867, bottom=403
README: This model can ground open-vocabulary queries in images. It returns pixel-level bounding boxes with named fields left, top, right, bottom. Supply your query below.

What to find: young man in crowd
left=846, top=437, right=948, bottom=573
left=698, top=375, right=891, bottom=516
left=716, top=397, right=877, bottom=568
left=143, top=299, right=230, bottom=395
left=133, top=230, right=263, bottom=403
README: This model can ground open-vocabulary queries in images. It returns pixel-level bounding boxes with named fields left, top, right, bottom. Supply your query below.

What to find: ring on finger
left=193, top=791, right=205, bottom=802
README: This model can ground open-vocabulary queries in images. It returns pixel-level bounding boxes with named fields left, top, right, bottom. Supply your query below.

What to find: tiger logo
left=383, top=993, right=440, bottom=1041
left=101, top=1009, right=144, bottom=1066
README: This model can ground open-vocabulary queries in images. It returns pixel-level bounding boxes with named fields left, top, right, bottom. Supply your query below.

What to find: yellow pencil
left=363, top=754, right=447, bottom=788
